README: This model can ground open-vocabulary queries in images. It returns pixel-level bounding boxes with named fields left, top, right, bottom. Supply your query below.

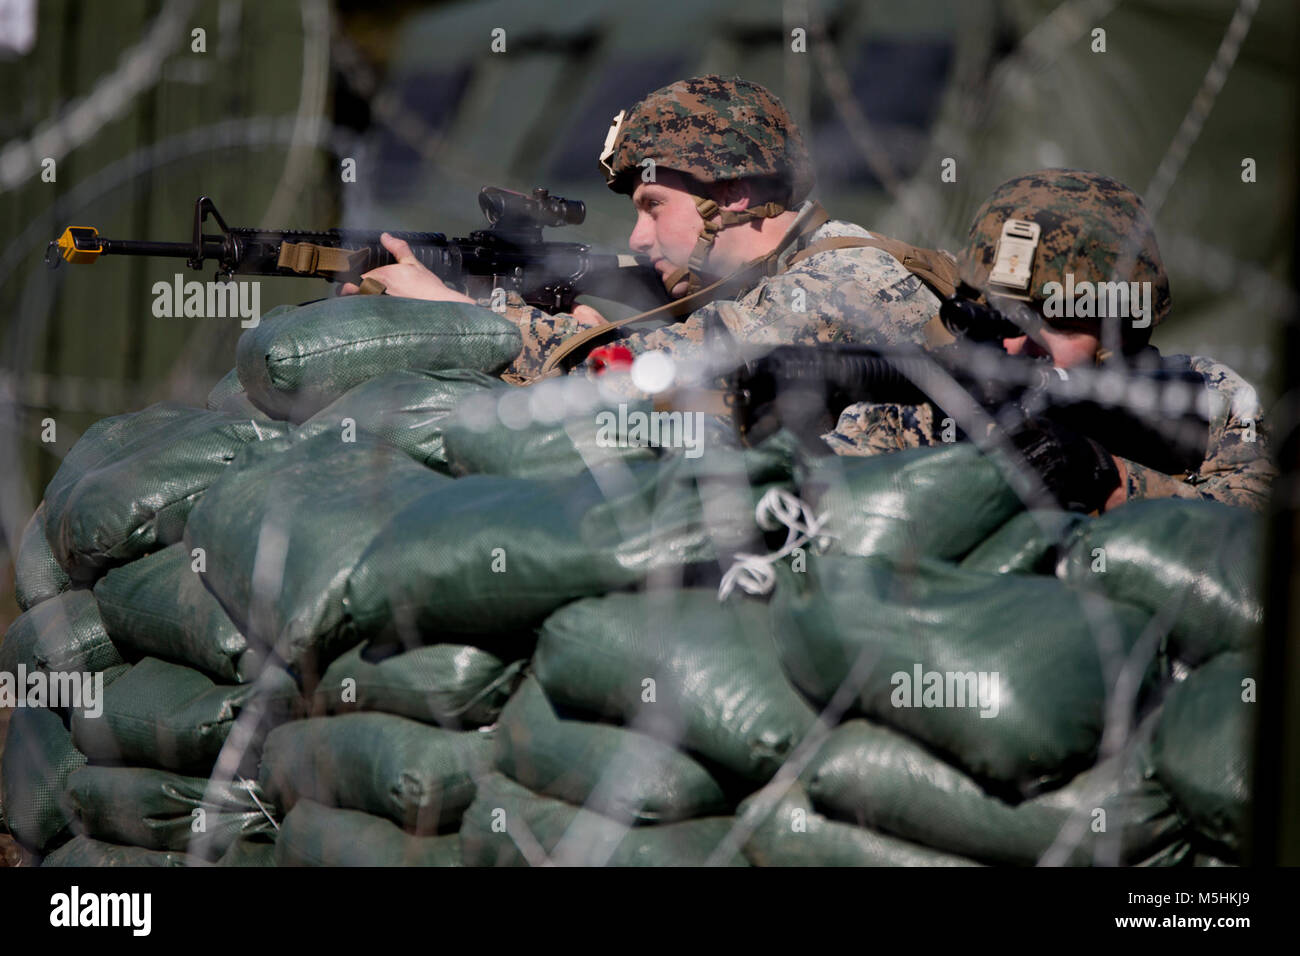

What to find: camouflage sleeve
left=821, top=401, right=940, bottom=457
left=1113, top=356, right=1277, bottom=512
left=474, top=291, right=591, bottom=381
left=602, top=243, right=939, bottom=367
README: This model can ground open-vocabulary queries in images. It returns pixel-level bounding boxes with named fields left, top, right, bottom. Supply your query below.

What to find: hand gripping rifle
left=726, top=285, right=1211, bottom=510
left=45, top=187, right=670, bottom=314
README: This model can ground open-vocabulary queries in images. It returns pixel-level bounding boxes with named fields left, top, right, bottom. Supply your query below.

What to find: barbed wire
left=1144, top=0, right=1262, bottom=218
left=0, top=0, right=198, bottom=194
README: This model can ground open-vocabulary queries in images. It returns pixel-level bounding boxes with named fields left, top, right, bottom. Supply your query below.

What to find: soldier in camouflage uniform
left=343, top=75, right=939, bottom=380
left=825, top=169, right=1276, bottom=512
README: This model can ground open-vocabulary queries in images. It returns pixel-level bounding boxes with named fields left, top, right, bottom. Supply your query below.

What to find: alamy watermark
left=891, top=665, right=1000, bottom=718
left=0, top=666, right=103, bottom=718
left=152, top=274, right=261, bottom=327
left=595, top=403, right=705, bottom=459
left=1041, top=274, right=1153, bottom=329
left=50, top=886, right=151, bottom=936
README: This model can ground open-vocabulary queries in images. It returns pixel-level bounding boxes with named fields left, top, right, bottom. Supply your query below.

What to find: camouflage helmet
left=957, top=169, right=1171, bottom=353
left=599, top=74, right=815, bottom=205
left=598, top=75, right=814, bottom=296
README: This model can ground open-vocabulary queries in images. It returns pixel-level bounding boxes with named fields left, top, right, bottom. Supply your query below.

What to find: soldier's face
left=628, top=171, right=709, bottom=298
left=1003, top=324, right=1100, bottom=368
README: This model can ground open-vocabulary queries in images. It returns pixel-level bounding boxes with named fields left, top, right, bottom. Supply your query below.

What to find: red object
left=588, top=344, right=635, bottom=374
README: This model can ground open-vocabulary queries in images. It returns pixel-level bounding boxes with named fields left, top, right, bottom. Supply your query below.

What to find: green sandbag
left=0, top=706, right=86, bottom=852
left=94, top=543, right=262, bottom=683
left=0, top=590, right=123, bottom=681
left=206, top=367, right=276, bottom=422
left=41, top=835, right=189, bottom=867
left=42, top=402, right=288, bottom=583
left=215, top=836, right=277, bottom=866
left=771, top=555, right=1152, bottom=791
left=346, top=450, right=779, bottom=641
left=66, top=765, right=277, bottom=858
left=1151, top=652, right=1253, bottom=857
left=1058, top=499, right=1262, bottom=666
left=495, top=676, right=727, bottom=824
left=440, top=392, right=660, bottom=479
left=738, top=782, right=980, bottom=866
left=534, top=591, right=817, bottom=783
left=459, top=773, right=747, bottom=867
left=206, top=366, right=247, bottom=410
left=236, top=297, right=522, bottom=423
left=805, top=443, right=1024, bottom=562
left=803, top=716, right=1181, bottom=866
left=314, top=640, right=523, bottom=729
left=259, top=713, right=492, bottom=833
left=71, top=657, right=303, bottom=775
left=184, top=432, right=443, bottom=682
left=14, top=503, right=71, bottom=610
left=294, top=368, right=502, bottom=470
left=960, top=510, right=1086, bottom=575
left=275, top=799, right=461, bottom=867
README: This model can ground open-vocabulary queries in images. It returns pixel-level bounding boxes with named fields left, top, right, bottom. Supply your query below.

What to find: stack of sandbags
left=0, top=591, right=127, bottom=857
left=952, top=495, right=1264, bottom=862
left=3, top=290, right=1264, bottom=868
left=460, top=772, right=747, bottom=866
left=0, top=588, right=286, bottom=866
left=260, top=713, right=490, bottom=866
left=3, top=297, right=538, bottom=866
left=343, top=438, right=793, bottom=644
left=740, top=714, right=1183, bottom=866
left=12, top=400, right=283, bottom=859
left=41, top=402, right=289, bottom=584
left=467, top=673, right=745, bottom=866
left=183, top=431, right=445, bottom=686
left=454, top=590, right=810, bottom=866
left=265, top=633, right=531, bottom=865
left=771, top=555, right=1153, bottom=793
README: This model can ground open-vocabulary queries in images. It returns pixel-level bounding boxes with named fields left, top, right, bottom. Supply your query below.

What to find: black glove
left=1010, top=416, right=1121, bottom=513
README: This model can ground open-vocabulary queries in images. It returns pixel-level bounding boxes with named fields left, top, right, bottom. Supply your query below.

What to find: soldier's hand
left=571, top=304, right=607, bottom=328
left=1010, top=416, right=1121, bottom=513
left=338, top=233, right=476, bottom=303
left=1102, top=456, right=1128, bottom=512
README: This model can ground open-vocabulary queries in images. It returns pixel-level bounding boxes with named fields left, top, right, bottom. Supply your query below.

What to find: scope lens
left=561, top=198, right=585, bottom=225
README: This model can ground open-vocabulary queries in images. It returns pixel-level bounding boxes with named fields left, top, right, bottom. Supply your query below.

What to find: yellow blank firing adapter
left=54, top=226, right=103, bottom=264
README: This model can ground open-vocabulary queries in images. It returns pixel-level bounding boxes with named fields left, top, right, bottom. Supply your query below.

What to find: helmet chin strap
left=661, top=195, right=787, bottom=295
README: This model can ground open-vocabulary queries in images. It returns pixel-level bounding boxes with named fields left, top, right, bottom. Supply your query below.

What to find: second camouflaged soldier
left=826, top=168, right=1277, bottom=512
left=348, top=74, right=946, bottom=381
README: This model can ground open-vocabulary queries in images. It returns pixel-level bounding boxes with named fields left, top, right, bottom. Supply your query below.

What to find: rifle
left=45, top=187, right=671, bottom=314
left=726, top=285, right=1211, bottom=482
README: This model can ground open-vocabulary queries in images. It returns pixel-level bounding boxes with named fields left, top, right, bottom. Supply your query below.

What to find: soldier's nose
left=629, top=217, right=654, bottom=255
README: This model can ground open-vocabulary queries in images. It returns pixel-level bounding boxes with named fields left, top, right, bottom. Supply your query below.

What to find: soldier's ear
left=714, top=179, right=751, bottom=211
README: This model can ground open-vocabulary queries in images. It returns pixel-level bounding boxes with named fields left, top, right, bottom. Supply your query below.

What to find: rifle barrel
left=98, top=239, right=219, bottom=258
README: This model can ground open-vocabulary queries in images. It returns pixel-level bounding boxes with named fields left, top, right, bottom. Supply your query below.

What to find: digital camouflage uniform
left=823, top=169, right=1277, bottom=512
left=486, top=75, right=938, bottom=379
left=491, top=216, right=939, bottom=380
